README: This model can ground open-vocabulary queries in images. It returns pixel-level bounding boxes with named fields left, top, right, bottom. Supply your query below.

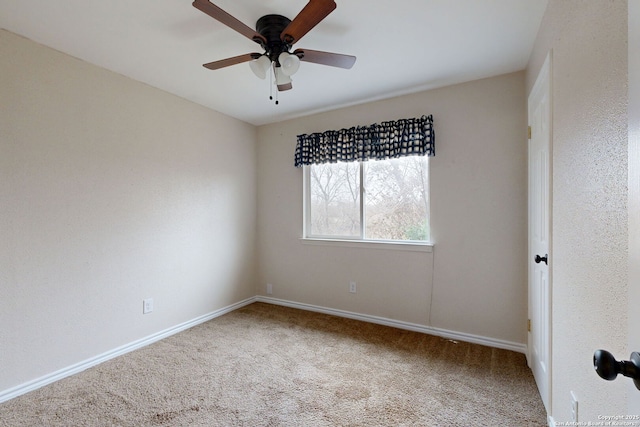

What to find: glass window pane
left=364, top=156, right=429, bottom=241
left=309, top=162, right=361, bottom=237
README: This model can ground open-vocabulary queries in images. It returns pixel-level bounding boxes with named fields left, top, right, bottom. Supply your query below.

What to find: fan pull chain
left=268, top=62, right=279, bottom=105
left=269, top=62, right=274, bottom=102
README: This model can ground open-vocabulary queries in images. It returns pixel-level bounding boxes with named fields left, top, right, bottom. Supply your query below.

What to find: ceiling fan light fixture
left=193, top=1, right=355, bottom=97
left=275, top=66, right=293, bottom=91
left=249, top=55, right=271, bottom=79
left=278, top=52, right=301, bottom=76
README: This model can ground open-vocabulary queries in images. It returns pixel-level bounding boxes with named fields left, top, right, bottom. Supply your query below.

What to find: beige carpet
left=0, top=302, right=546, bottom=426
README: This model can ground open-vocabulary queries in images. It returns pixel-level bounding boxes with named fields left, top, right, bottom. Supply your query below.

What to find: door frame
left=528, top=51, right=553, bottom=414
left=628, top=0, right=640, bottom=413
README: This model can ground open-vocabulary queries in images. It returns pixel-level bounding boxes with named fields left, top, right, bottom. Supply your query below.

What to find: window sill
left=300, top=238, right=433, bottom=252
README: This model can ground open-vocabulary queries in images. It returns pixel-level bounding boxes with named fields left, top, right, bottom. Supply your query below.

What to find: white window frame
left=302, top=159, right=433, bottom=251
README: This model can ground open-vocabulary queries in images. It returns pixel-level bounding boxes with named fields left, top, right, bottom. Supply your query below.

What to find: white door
left=628, top=0, right=640, bottom=413
left=528, top=52, right=552, bottom=413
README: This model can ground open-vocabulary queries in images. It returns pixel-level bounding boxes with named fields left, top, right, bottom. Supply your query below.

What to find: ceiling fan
left=192, top=0, right=356, bottom=94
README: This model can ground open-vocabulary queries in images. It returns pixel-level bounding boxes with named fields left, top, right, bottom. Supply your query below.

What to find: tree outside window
left=306, top=156, right=429, bottom=241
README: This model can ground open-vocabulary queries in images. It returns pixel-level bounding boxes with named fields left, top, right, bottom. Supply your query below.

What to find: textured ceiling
left=0, top=0, right=548, bottom=125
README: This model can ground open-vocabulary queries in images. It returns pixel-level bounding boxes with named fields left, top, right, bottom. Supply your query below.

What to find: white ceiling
left=0, top=0, right=548, bottom=126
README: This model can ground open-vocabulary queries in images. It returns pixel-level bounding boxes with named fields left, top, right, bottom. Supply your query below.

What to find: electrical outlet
left=266, top=283, right=273, bottom=295
left=570, top=391, right=578, bottom=422
left=349, top=281, right=357, bottom=293
left=143, top=298, right=154, bottom=314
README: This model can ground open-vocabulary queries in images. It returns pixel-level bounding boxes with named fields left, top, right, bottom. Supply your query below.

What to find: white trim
left=302, top=165, right=310, bottom=238
left=256, top=296, right=526, bottom=354
left=0, top=297, right=257, bottom=404
left=1, top=295, right=528, bottom=404
left=548, top=415, right=556, bottom=427
left=300, top=238, right=433, bottom=252
left=359, top=161, right=365, bottom=237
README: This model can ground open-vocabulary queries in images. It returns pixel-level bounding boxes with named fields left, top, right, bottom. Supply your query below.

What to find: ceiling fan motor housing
left=255, top=14, right=293, bottom=65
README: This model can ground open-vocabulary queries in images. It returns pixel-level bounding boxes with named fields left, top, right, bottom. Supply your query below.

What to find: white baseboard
left=1, top=295, right=527, bottom=404
left=0, top=297, right=257, bottom=404
left=255, top=296, right=527, bottom=354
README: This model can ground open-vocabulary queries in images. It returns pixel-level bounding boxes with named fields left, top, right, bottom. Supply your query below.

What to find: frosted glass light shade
left=275, top=67, right=292, bottom=85
left=249, top=55, right=271, bottom=79
left=278, top=52, right=300, bottom=76
left=275, top=66, right=293, bottom=91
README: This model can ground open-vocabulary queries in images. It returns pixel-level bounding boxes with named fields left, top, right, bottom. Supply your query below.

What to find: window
left=304, top=156, right=429, bottom=242
left=295, top=115, right=434, bottom=244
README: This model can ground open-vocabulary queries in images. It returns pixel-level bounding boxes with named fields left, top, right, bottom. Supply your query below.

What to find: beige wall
left=0, top=30, right=258, bottom=393
left=526, top=1, right=629, bottom=422
left=257, top=72, right=528, bottom=346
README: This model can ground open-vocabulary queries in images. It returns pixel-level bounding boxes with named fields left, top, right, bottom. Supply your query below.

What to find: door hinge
left=528, top=319, right=531, bottom=332
left=527, top=126, right=532, bottom=140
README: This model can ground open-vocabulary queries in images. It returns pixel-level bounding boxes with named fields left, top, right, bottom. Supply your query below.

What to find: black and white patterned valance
left=294, top=115, right=434, bottom=167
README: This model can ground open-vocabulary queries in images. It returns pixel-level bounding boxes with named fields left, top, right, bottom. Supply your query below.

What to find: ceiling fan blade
left=293, top=49, right=356, bottom=69
left=203, top=53, right=260, bottom=70
left=281, top=0, right=336, bottom=44
left=193, top=0, right=266, bottom=45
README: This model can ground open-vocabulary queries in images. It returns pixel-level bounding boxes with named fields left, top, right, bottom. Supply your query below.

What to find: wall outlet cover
left=143, top=298, right=154, bottom=314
